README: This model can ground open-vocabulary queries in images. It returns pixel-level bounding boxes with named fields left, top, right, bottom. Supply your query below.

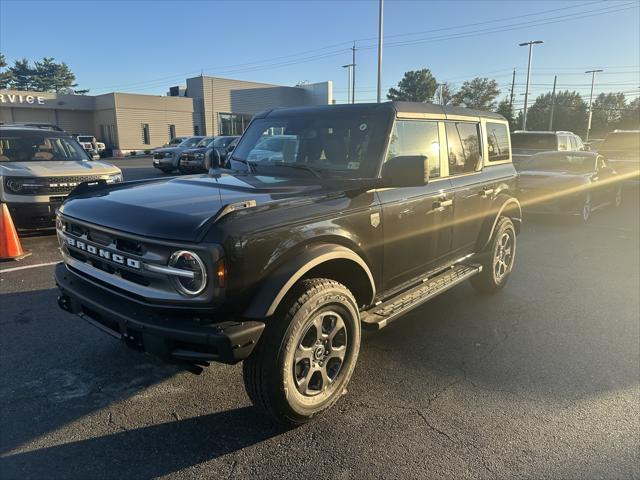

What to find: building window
left=194, top=125, right=200, bottom=136
left=486, top=122, right=510, bottom=162
left=218, top=112, right=253, bottom=135
left=142, top=123, right=150, bottom=145
left=169, top=124, right=176, bottom=141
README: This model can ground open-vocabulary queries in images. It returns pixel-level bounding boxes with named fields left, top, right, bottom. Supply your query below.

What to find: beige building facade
left=0, top=76, right=332, bottom=152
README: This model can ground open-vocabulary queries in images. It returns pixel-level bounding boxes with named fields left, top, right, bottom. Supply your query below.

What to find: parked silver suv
left=0, top=125, right=123, bottom=230
left=511, top=130, right=586, bottom=167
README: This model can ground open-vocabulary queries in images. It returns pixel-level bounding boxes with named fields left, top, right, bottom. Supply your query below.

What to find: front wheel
left=470, top=216, right=517, bottom=294
left=243, top=278, right=361, bottom=426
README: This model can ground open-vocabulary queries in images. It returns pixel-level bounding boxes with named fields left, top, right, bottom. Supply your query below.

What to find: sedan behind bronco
left=55, top=102, right=521, bottom=425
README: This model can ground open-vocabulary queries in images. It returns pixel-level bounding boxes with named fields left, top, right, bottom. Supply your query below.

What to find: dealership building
left=0, top=76, right=333, bottom=152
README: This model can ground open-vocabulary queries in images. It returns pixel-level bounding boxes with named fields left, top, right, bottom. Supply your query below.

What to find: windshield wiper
left=270, top=162, right=323, bottom=179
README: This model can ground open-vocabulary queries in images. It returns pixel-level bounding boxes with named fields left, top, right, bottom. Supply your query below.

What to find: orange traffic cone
left=0, top=203, right=32, bottom=261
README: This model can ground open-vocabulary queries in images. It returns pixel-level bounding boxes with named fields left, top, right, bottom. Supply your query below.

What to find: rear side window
left=558, top=135, right=569, bottom=151
left=387, top=120, right=440, bottom=178
left=446, top=122, right=481, bottom=175
left=569, top=136, right=577, bottom=151
left=486, top=122, right=510, bottom=162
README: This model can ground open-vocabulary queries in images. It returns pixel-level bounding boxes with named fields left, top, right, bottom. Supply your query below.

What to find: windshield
left=521, top=153, right=596, bottom=173
left=511, top=133, right=558, bottom=150
left=197, top=137, right=215, bottom=148
left=231, top=112, right=389, bottom=178
left=179, top=137, right=203, bottom=148
left=0, top=133, right=89, bottom=162
left=213, top=136, right=236, bottom=149
left=600, top=132, right=639, bottom=151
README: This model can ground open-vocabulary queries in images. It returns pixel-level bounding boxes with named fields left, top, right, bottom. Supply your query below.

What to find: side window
left=558, top=135, right=569, bottom=151
left=387, top=120, right=440, bottom=178
left=142, top=124, right=150, bottom=145
left=486, top=122, right=510, bottom=162
left=569, top=136, right=577, bottom=151
left=446, top=122, right=481, bottom=175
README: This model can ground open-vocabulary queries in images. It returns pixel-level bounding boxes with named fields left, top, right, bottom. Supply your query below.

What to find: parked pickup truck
left=54, top=102, right=521, bottom=425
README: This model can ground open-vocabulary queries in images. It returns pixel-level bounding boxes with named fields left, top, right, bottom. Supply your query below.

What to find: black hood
left=59, top=173, right=347, bottom=242
left=181, top=147, right=209, bottom=155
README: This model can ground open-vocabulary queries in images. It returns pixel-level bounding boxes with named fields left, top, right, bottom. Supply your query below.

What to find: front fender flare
left=243, top=244, right=376, bottom=319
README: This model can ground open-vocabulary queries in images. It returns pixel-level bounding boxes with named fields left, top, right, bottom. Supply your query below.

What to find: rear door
left=378, top=119, right=454, bottom=291
left=445, top=121, right=491, bottom=255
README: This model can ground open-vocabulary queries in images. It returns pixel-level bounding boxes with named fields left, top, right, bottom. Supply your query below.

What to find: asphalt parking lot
left=0, top=160, right=638, bottom=479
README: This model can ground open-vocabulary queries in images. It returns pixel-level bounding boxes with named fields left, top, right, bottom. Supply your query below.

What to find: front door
left=377, top=119, right=454, bottom=293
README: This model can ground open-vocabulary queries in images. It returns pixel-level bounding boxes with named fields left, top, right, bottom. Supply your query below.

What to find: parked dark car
left=54, top=102, right=522, bottom=425
left=517, top=151, right=622, bottom=222
left=152, top=136, right=206, bottom=173
left=597, top=130, right=639, bottom=184
left=178, top=136, right=239, bottom=174
left=163, top=136, right=188, bottom=147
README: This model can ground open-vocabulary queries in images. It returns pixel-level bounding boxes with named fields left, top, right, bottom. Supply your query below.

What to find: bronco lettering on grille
left=64, top=236, right=141, bottom=269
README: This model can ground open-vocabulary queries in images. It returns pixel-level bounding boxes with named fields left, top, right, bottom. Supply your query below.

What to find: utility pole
left=585, top=69, right=603, bottom=142
left=342, top=64, right=353, bottom=103
left=351, top=42, right=356, bottom=104
left=376, top=0, right=384, bottom=103
left=548, top=75, right=557, bottom=131
left=519, top=40, right=543, bottom=130
left=509, top=68, right=516, bottom=112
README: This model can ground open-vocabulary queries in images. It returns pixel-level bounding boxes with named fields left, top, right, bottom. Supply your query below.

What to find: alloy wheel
left=292, top=311, right=348, bottom=397
left=493, top=232, right=514, bottom=283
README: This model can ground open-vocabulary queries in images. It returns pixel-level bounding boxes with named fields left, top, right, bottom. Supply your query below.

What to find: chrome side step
left=360, top=264, right=482, bottom=330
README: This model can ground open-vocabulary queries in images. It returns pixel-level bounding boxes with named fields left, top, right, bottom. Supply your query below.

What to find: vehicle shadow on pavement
left=0, top=407, right=283, bottom=479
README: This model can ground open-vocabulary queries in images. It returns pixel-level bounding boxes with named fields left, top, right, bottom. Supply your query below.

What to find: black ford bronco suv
left=55, top=102, right=521, bottom=425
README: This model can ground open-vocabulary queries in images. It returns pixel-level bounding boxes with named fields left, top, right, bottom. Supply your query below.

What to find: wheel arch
left=243, top=243, right=376, bottom=319
left=476, top=195, right=522, bottom=252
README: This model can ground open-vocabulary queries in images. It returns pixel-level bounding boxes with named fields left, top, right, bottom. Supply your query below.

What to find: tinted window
left=486, top=122, right=510, bottom=162
left=386, top=120, right=440, bottom=177
left=142, top=124, right=150, bottom=145
left=511, top=133, right=557, bottom=150
left=446, top=122, right=481, bottom=175
left=521, top=152, right=596, bottom=173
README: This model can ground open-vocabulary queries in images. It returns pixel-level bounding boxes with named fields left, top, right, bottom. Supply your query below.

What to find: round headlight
left=169, top=250, right=207, bottom=296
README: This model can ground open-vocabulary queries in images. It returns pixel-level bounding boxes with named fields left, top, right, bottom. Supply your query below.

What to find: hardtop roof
left=258, top=101, right=506, bottom=121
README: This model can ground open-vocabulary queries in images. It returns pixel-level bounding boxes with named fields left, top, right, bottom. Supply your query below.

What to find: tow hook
left=58, top=295, right=71, bottom=312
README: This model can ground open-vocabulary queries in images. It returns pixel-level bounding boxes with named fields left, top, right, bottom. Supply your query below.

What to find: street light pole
left=519, top=40, right=543, bottom=130
left=342, top=64, right=353, bottom=103
left=351, top=42, right=356, bottom=104
left=376, top=0, right=384, bottom=103
left=585, top=69, right=603, bottom=142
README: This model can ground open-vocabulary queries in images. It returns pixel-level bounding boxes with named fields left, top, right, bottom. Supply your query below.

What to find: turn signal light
left=217, top=258, right=226, bottom=287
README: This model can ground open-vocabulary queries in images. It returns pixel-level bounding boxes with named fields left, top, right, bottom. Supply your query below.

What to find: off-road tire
left=470, top=216, right=516, bottom=294
left=243, top=278, right=361, bottom=426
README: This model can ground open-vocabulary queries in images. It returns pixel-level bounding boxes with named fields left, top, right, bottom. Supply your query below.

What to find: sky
left=1, top=0, right=639, bottom=111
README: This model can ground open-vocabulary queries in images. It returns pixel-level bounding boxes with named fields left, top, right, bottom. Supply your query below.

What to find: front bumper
left=153, top=156, right=176, bottom=169
left=7, top=200, right=63, bottom=230
left=54, top=263, right=265, bottom=369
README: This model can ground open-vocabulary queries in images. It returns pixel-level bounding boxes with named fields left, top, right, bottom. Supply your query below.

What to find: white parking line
left=0, top=261, right=59, bottom=274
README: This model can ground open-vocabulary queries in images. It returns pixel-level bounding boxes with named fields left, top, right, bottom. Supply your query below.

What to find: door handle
left=433, top=199, right=453, bottom=209
left=480, top=188, right=494, bottom=198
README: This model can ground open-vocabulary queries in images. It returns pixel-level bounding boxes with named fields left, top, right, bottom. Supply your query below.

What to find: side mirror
left=203, top=148, right=221, bottom=171
left=382, top=155, right=429, bottom=188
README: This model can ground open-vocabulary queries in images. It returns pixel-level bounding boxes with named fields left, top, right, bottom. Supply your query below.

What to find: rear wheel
left=470, top=217, right=516, bottom=294
left=243, top=278, right=361, bottom=426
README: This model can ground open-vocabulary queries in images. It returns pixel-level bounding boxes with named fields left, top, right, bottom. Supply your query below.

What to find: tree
left=8, top=58, right=36, bottom=90
left=525, top=90, right=587, bottom=134
left=452, top=77, right=500, bottom=110
left=495, top=98, right=516, bottom=130
left=387, top=69, right=438, bottom=102
left=438, top=82, right=454, bottom=105
left=619, top=97, right=640, bottom=130
left=590, top=92, right=627, bottom=136
left=5, top=57, right=88, bottom=94
left=0, top=53, right=13, bottom=89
